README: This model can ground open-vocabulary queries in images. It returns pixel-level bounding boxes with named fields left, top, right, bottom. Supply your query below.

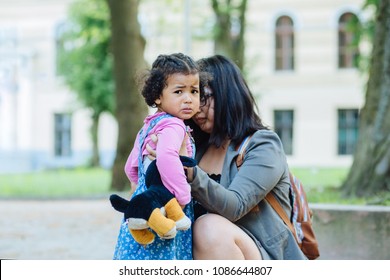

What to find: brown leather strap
left=236, top=135, right=252, bottom=168
left=265, top=192, right=299, bottom=244
left=237, top=135, right=299, bottom=245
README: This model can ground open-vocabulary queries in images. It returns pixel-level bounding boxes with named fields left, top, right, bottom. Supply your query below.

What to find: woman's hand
left=179, top=133, right=190, bottom=157
left=145, top=134, right=158, bottom=161
left=130, top=182, right=138, bottom=195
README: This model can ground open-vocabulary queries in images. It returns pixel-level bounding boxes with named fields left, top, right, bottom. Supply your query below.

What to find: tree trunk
left=89, top=111, right=100, bottom=167
left=211, top=0, right=247, bottom=70
left=342, top=0, right=390, bottom=198
left=106, top=0, right=148, bottom=191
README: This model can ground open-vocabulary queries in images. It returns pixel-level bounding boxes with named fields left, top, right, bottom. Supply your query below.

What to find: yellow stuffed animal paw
left=148, top=208, right=177, bottom=239
left=165, top=198, right=191, bottom=231
left=129, top=229, right=155, bottom=245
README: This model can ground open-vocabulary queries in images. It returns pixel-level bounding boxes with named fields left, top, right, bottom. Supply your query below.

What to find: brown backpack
left=236, top=135, right=320, bottom=260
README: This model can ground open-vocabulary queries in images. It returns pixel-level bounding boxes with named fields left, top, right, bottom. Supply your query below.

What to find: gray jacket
left=190, top=129, right=307, bottom=260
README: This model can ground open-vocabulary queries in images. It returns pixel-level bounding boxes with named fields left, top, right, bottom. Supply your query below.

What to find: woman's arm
left=190, top=130, right=289, bottom=221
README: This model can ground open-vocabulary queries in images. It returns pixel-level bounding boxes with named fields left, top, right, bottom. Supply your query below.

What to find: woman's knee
left=193, top=214, right=262, bottom=260
left=193, top=214, right=224, bottom=245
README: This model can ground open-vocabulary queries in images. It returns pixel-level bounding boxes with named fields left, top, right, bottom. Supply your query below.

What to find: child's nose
left=183, top=92, right=192, bottom=102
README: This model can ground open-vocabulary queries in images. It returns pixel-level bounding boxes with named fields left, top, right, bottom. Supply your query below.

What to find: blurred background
left=1, top=0, right=377, bottom=199
left=0, top=0, right=389, bottom=259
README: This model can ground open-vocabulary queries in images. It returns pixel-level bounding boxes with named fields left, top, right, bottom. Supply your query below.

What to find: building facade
left=245, top=0, right=367, bottom=168
left=0, top=0, right=117, bottom=173
left=0, top=0, right=367, bottom=173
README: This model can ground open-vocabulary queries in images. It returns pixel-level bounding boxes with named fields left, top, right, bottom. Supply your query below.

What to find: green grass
left=291, top=167, right=390, bottom=206
left=290, top=167, right=348, bottom=190
left=0, top=168, right=112, bottom=198
left=290, top=167, right=359, bottom=204
left=0, top=167, right=388, bottom=205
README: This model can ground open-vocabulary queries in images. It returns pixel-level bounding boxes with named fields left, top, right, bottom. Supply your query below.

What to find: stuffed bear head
left=110, top=155, right=197, bottom=220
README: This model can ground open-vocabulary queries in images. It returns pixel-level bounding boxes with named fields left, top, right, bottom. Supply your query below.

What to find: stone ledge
left=309, top=203, right=390, bottom=260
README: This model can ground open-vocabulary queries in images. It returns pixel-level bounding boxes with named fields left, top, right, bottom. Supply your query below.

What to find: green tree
left=353, top=0, right=378, bottom=72
left=342, top=0, right=390, bottom=200
left=211, top=0, right=248, bottom=70
left=58, top=0, right=114, bottom=167
left=106, top=0, right=148, bottom=191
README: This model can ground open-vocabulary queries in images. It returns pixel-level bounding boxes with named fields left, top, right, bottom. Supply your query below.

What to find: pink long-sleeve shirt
left=124, top=112, right=194, bottom=205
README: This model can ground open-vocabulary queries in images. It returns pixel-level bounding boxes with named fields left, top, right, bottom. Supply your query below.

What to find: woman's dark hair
left=187, top=54, right=267, bottom=148
left=140, top=53, right=208, bottom=107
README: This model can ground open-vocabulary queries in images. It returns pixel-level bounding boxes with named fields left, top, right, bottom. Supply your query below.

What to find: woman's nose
left=197, top=106, right=207, bottom=115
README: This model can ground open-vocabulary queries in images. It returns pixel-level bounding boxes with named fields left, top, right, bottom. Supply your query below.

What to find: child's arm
left=155, top=122, right=191, bottom=206
left=124, top=134, right=140, bottom=184
left=145, top=132, right=189, bottom=158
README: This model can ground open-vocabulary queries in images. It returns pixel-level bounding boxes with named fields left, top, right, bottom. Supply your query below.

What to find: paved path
left=0, top=199, right=123, bottom=259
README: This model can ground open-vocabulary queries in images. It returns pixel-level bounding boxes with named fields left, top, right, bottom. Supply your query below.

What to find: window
left=275, top=16, right=294, bottom=71
left=274, top=110, right=294, bottom=155
left=54, top=113, right=72, bottom=157
left=338, top=109, right=359, bottom=155
left=338, top=13, right=360, bottom=68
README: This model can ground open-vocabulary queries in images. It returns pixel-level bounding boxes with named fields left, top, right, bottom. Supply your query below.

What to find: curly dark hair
left=140, top=53, right=209, bottom=107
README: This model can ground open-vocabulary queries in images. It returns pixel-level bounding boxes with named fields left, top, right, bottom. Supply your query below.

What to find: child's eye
left=192, top=89, right=199, bottom=94
left=174, top=90, right=183, bottom=94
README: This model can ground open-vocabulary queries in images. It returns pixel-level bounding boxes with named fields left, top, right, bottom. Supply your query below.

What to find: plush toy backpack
left=110, top=155, right=196, bottom=245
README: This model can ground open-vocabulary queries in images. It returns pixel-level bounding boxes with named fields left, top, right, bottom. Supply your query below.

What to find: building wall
left=0, top=0, right=117, bottom=173
left=245, top=0, right=366, bottom=168
left=0, top=0, right=367, bottom=173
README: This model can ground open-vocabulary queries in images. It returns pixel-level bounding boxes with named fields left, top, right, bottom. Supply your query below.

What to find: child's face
left=155, top=73, right=200, bottom=120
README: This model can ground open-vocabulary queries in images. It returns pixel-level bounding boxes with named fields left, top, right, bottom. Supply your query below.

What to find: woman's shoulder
left=251, top=129, right=282, bottom=142
left=249, top=129, right=284, bottom=152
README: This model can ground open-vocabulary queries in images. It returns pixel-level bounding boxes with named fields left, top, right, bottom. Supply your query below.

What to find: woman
left=150, top=54, right=306, bottom=260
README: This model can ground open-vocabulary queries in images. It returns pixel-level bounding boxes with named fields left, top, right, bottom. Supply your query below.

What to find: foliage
left=57, top=0, right=114, bottom=167
left=58, top=0, right=114, bottom=115
left=210, top=0, right=248, bottom=70
left=353, top=0, right=380, bottom=72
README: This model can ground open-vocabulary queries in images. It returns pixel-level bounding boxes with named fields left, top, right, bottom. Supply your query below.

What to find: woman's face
left=193, top=86, right=214, bottom=133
